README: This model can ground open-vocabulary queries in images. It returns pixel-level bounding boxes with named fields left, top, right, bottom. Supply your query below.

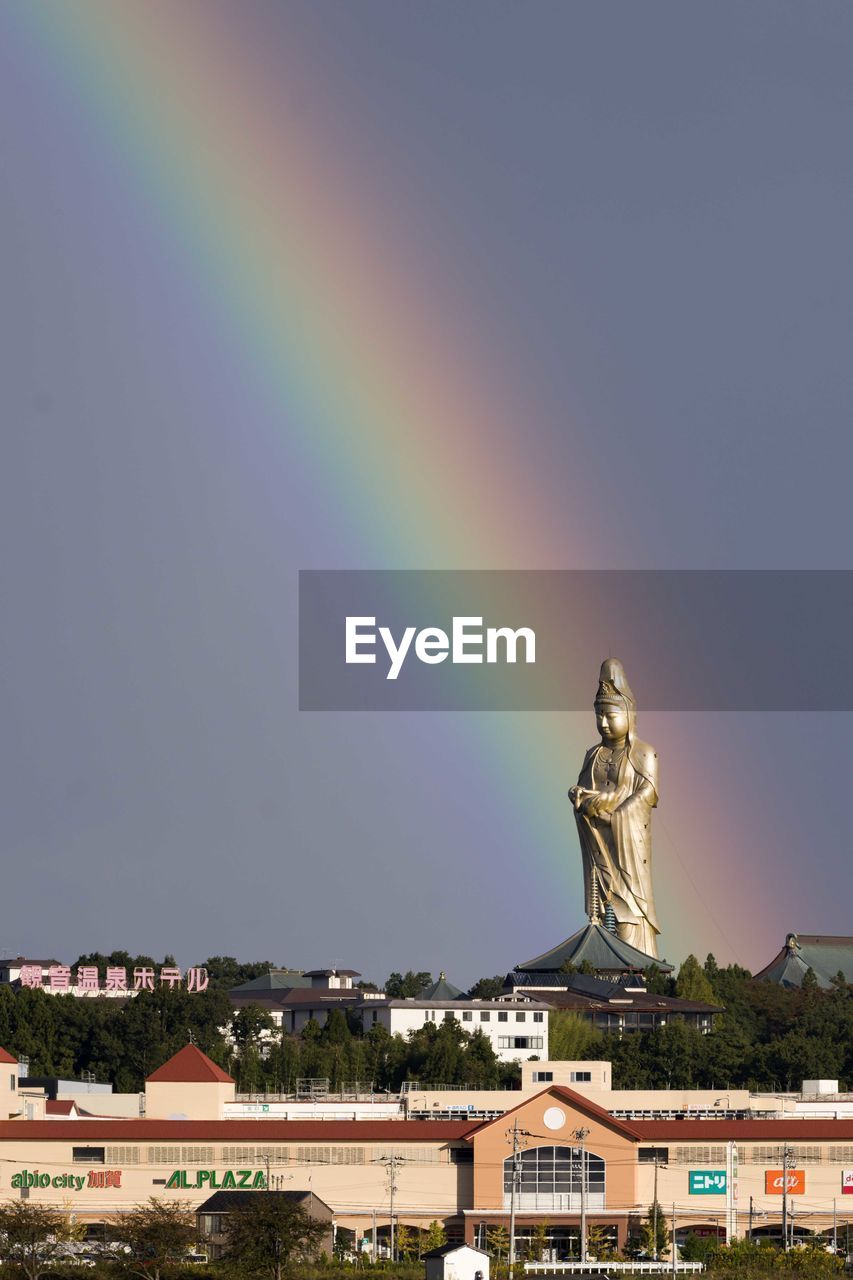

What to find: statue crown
left=595, top=679, right=630, bottom=705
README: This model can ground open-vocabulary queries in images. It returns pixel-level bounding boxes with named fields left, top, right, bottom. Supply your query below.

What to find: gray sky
left=0, top=3, right=851, bottom=985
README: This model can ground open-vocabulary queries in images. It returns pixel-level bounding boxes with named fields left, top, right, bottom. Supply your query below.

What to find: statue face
left=596, top=701, right=628, bottom=743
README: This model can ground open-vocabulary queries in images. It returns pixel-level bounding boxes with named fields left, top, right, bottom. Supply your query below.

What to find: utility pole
left=833, top=1198, right=838, bottom=1255
left=507, top=1118, right=530, bottom=1269
left=573, top=1128, right=591, bottom=1264
left=782, top=1146, right=793, bottom=1252
left=671, top=1202, right=676, bottom=1278
left=748, top=1196, right=754, bottom=1243
left=653, top=1158, right=661, bottom=1263
left=377, top=1153, right=404, bottom=1262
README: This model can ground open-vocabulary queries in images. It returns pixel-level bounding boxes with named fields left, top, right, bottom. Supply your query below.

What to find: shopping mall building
left=3, top=1044, right=853, bottom=1257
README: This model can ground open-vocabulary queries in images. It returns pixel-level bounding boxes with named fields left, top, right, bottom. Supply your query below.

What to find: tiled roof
left=419, top=973, right=466, bottom=1001
left=146, top=1045, right=234, bottom=1084
left=232, top=989, right=362, bottom=1010
left=631, top=1119, right=853, bottom=1140
left=303, top=969, right=361, bottom=978
left=536, top=989, right=722, bottom=1014
left=229, top=970, right=312, bottom=995
left=755, top=934, right=853, bottom=989
left=469, top=1085, right=644, bottom=1142
left=374, top=997, right=551, bottom=1012
left=0, top=1119, right=479, bottom=1141
left=0, top=1047, right=18, bottom=1064
left=198, top=1189, right=332, bottom=1214
left=517, top=923, right=674, bottom=975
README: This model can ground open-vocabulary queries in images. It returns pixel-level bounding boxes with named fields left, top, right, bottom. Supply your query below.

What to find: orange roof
left=0, top=1047, right=17, bottom=1065
left=146, top=1044, right=234, bottom=1084
left=466, top=1085, right=644, bottom=1142
left=45, top=1100, right=77, bottom=1116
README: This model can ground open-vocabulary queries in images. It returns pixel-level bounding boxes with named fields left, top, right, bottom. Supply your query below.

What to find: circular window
left=543, top=1106, right=566, bottom=1131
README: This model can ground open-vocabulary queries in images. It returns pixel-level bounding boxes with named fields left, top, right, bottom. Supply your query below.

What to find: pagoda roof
left=755, top=934, right=853, bottom=989
left=516, top=922, right=673, bottom=975
left=419, top=972, right=466, bottom=1001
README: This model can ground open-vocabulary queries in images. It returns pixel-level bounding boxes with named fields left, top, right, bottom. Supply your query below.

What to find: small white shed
left=424, top=1243, right=490, bottom=1280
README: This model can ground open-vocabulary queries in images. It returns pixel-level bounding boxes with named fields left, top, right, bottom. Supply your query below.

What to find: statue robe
left=574, top=736, right=661, bottom=958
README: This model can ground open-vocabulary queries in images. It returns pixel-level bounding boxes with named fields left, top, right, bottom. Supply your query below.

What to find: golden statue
left=569, top=658, right=661, bottom=958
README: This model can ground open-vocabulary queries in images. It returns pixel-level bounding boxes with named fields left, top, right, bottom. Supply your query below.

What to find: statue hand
left=569, top=786, right=587, bottom=810
left=584, top=793, right=613, bottom=823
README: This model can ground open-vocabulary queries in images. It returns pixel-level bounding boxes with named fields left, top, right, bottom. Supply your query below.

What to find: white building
left=364, top=996, right=549, bottom=1064
left=230, top=968, right=549, bottom=1063
left=424, top=1243, right=489, bottom=1280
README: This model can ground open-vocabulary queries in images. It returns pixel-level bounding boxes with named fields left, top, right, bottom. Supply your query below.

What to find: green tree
left=676, top=954, right=717, bottom=1003
left=232, top=1004, right=276, bottom=1050
left=468, top=976, right=505, bottom=999
left=110, top=1199, right=198, bottom=1280
left=395, top=1224, right=416, bottom=1260
left=385, top=971, right=433, bottom=998
left=587, top=1224, right=617, bottom=1261
left=528, top=1220, right=549, bottom=1262
left=0, top=1202, right=77, bottom=1280
left=639, top=1202, right=670, bottom=1259
left=423, top=1220, right=447, bottom=1252
left=219, top=1194, right=328, bottom=1280
left=645, top=965, right=674, bottom=995
left=486, top=1224, right=510, bottom=1262
left=464, top=1028, right=502, bottom=1088
left=548, top=1010, right=605, bottom=1061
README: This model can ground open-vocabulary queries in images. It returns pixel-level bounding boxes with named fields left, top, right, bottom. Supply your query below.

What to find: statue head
left=594, top=658, right=636, bottom=745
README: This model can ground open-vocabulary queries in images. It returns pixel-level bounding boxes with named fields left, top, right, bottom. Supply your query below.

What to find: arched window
left=503, top=1145, right=605, bottom=1210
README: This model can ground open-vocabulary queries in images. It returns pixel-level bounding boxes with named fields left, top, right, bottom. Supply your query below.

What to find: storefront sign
left=842, top=1170, right=853, bottom=1195
left=166, top=1169, right=268, bottom=1190
left=11, top=1169, right=122, bottom=1190
left=19, top=965, right=209, bottom=994
left=689, top=1170, right=727, bottom=1194
left=765, top=1170, right=805, bottom=1194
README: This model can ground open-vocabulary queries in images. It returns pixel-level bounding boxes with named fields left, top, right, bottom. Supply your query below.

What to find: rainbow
left=7, top=3, right=780, bottom=970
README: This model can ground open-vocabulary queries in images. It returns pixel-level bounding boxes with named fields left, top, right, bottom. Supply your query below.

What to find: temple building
left=755, top=934, right=853, bottom=989
left=514, top=922, right=674, bottom=981
left=508, top=971, right=721, bottom=1035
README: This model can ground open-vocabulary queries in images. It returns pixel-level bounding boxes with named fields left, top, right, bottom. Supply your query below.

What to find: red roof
left=0, top=1119, right=479, bottom=1141
left=0, top=1047, right=17, bottom=1065
left=45, top=1101, right=77, bottom=1116
left=468, top=1085, right=644, bottom=1142
left=631, top=1118, right=853, bottom=1140
left=146, top=1045, right=234, bottom=1084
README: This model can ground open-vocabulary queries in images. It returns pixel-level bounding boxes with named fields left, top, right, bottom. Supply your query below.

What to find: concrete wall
left=469, top=1089, right=637, bottom=1215
left=145, top=1080, right=235, bottom=1120
left=0, top=1134, right=469, bottom=1233
left=0, top=1065, right=18, bottom=1121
